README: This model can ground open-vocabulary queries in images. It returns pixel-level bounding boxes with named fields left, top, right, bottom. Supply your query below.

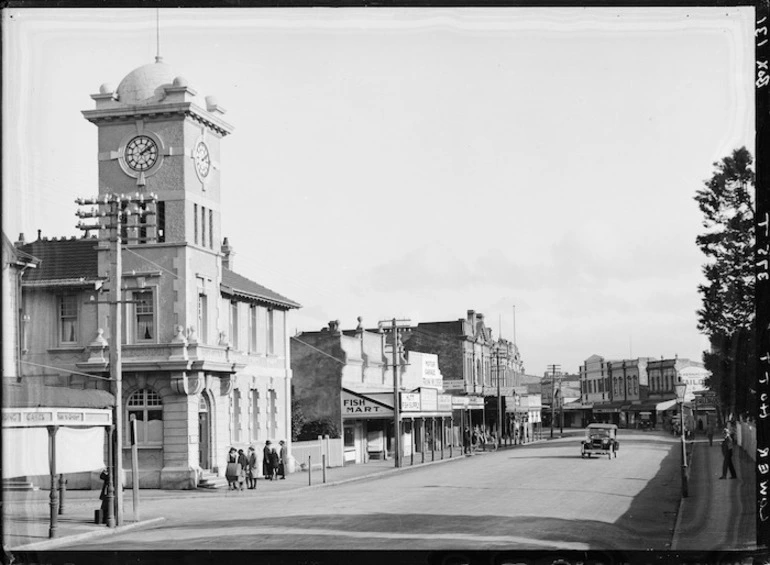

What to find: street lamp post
left=674, top=382, right=688, bottom=498
left=495, top=344, right=502, bottom=448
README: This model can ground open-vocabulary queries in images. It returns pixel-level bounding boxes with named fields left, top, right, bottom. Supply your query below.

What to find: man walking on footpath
left=706, top=422, right=715, bottom=446
left=719, top=428, right=737, bottom=479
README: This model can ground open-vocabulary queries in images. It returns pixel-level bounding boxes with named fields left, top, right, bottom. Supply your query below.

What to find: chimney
left=467, top=310, right=475, bottom=324
left=221, top=237, right=235, bottom=270
left=37, top=229, right=42, bottom=241
left=16, top=233, right=25, bottom=246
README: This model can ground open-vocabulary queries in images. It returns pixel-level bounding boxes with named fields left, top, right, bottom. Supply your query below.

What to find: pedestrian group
left=225, top=439, right=287, bottom=491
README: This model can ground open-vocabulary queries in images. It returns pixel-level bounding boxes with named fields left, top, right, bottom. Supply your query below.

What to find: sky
left=2, top=7, right=755, bottom=376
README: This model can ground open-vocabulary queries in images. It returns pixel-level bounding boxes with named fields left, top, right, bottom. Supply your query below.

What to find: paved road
left=70, top=431, right=682, bottom=551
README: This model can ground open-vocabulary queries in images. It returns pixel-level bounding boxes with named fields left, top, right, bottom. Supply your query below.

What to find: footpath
left=2, top=430, right=762, bottom=556
left=672, top=434, right=757, bottom=552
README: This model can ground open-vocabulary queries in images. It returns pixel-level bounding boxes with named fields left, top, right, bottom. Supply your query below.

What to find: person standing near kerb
left=706, top=422, right=715, bottom=447
left=719, top=429, right=738, bottom=479
left=278, top=440, right=288, bottom=479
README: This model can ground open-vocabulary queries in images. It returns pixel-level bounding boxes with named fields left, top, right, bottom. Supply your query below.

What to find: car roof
left=586, top=423, right=618, bottom=429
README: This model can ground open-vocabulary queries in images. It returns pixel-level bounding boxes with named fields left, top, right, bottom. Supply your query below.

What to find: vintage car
left=580, top=423, right=619, bottom=459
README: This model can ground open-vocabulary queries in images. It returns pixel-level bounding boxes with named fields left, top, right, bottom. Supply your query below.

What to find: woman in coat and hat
left=225, top=447, right=239, bottom=490
left=269, top=443, right=281, bottom=480
left=262, top=441, right=273, bottom=480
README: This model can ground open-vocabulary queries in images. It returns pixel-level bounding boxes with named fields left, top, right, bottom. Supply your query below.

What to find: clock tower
left=82, top=57, right=233, bottom=247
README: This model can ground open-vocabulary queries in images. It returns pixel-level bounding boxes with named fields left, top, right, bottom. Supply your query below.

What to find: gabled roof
left=221, top=267, right=300, bottom=309
left=19, top=237, right=99, bottom=284
left=3, top=232, right=39, bottom=267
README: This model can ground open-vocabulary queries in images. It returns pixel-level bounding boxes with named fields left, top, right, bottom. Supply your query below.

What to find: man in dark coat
left=719, top=429, right=737, bottom=479
left=262, top=441, right=273, bottom=480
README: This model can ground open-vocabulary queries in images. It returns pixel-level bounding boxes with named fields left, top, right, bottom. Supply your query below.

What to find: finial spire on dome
left=155, top=8, right=161, bottom=64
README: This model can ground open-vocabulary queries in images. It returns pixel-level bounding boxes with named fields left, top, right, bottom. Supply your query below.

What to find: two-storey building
left=15, top=58, right=300, bottom=489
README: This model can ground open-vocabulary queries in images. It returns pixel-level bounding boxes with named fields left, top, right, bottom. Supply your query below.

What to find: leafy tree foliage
left=297, top=418, right=340, bottom=441
left=694, top=147, right=755, bottom=420
left=290, top=397, right=307, bottom=442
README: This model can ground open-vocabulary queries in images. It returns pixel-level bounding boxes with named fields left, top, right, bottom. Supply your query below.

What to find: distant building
left=291, top=319, right=453, bottom=465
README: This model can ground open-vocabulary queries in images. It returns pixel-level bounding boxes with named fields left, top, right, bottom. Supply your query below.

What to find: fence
left=291, top=435, right=343, bottom=471
left=735, top=419, right=756, bottom=462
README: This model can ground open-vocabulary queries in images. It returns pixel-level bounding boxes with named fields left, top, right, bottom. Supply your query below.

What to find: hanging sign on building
left=341, top=390, right=393, bottom=418
left=443, top=380, right=466, bottom=391
left=468, top=396, right=485, bottom=408
left=401, top=392, right=421, bottom=412
left=421, top=356, right=443, bottom=389
left=438, top=394, right=452, bottom=412
left=452, top=396, right=469, bottom=409
left=420, top=388, right=438, bottom=411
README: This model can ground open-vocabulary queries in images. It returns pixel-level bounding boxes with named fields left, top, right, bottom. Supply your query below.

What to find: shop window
left=127, top=388, right=163, bottom=445
left=59, top=294, right=79, bottom=344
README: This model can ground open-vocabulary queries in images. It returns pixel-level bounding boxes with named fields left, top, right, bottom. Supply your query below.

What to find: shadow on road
left=81, top=511, right=676, bottom=551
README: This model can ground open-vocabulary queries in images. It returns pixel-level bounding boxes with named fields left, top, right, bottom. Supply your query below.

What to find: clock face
left=194, top=142, right=211, bottom=178
left=125, top=135, right=158, bottom=171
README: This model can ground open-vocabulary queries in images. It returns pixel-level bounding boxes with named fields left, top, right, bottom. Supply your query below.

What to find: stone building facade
left=14, top=58, right=299, bottom=489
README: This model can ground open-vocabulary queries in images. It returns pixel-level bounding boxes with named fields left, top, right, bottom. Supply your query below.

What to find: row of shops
left=560, top=394, right=718, bottom=432
left=340, top=386, right=543, bottom=464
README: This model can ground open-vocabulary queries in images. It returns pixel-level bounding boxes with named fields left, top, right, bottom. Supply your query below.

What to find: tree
left=290, top=398, right=307, bottom=443
left=694, top=146, right=756, bottom=421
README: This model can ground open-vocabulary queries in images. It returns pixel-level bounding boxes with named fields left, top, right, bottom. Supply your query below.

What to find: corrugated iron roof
left=221, top=267, right=300, bottom=309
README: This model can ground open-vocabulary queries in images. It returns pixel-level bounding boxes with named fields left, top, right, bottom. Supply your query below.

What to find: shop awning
left=655, top=399, right=678, bottom=412
left=3, top=382, right=114, bottom=409
left=592, top=401, right=626, bottom=413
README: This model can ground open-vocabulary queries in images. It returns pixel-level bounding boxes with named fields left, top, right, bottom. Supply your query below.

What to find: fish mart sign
left=342, top=391, right=393, bottom=418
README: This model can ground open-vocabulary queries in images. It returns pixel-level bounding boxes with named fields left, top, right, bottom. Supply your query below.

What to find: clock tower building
left=73, top=58, right=299, bottom=489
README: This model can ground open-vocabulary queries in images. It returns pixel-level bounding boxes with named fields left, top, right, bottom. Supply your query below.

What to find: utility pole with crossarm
left=75, top=192, right=157, bottom=527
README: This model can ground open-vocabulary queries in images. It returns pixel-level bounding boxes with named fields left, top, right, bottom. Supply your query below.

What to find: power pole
left=379, top=318, right=410, bottom=468
left=76, top=192, right=156, bottom=527
left=495, top=343, right=502, bottom=447
left=547, top=364, right=561, bottom=439
left=559, top=376, right=564, bottom=434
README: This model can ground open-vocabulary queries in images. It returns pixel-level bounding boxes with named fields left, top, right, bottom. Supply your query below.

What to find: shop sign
left=420, top=388, right=438, bottom=411
left=438, top=394, right=452, bottom=411
left=467, top=396, right=485, bottom=408
left=452, top=397, right=469, bottom=409
left=422, top=356, right=443, bottom=389
left=443, top=379, right=465, bottom=391
left=342, top=391, right=393, bottom=417
left=401, top=393, right=421, bottom=412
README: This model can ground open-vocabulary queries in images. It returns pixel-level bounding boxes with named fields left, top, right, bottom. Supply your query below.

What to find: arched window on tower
left=127, top=388, right=163, bottom=446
